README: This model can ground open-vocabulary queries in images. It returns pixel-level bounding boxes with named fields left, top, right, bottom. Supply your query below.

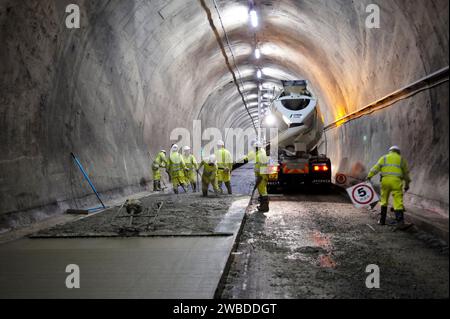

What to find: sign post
left=346, top=182, right=379, bottom=208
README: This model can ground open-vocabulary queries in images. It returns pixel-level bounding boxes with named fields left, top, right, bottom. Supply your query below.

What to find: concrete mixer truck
left=265, top=80, right=331, bottom=191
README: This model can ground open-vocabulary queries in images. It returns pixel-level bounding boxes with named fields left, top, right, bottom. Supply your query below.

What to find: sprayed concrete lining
left=0, top=0, right=448, bottom=229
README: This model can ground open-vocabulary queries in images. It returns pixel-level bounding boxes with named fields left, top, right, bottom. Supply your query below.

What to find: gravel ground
left=31, top=193, right=246, bottom=237
left=221, top=189, right=449, bottom=299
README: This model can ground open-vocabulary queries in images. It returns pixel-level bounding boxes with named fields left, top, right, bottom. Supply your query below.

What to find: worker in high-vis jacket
left=167, top=144, right=188, bottom=194
left=367, top=146, right=411, bottom=226
left=215, top=140, right=233, bottom=194
left=198, top=155, right=220, bottom=197
left=182, top=146, right=198, bottom=192
left=152, top=150, right=167, bottom=191
left=244, top=141, right=270, bottom=212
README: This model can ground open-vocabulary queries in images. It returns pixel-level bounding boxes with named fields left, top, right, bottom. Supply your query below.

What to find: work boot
left=395, top=210, right=405, bottom=225
left=393, top=210, right=412, bottom=231
left=158, top=181, right=163, bottom=191
left=261, top=196, right=270, bottom=212
left=202, top=190, right=208, bottom=197
left=257, top=196, right=270, bottom=212
left=378, top=206, right=387, bottom=225
left=153, top=181, right=159, bottom=192
left=174, top=188, right=179, bottom=194
left=192, top=183, right=197, bottom=192
left=265, top=197, right=270, bottom=212
left=225, top=182, right=232, bottom=195
left=256, top=196, right=262, bottom=210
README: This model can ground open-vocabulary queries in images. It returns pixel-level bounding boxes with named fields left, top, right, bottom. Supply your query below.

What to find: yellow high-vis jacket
left=182, top=154, right=198, bottom=171
left=368, top=151, right=411, bottom=185
left=244, top=149, right=269, bottom=176
left=152, top=151, right=167, bottom=170
left=215, top=148, right=233, bottom=170
left=167, top=152, right=186, bottom=178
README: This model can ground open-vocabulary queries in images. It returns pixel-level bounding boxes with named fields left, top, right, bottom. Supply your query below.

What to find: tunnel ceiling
left=3, top=0, right=447, bottom=145
left=125, top=0, right=448, bottom=138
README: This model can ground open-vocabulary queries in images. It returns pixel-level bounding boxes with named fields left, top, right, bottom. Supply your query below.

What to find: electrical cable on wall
left=199, top=0, right=257, bottom=133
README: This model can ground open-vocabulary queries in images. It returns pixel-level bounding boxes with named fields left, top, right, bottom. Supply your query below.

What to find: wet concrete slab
left=30, top=194, right=245, bottom=238
left=222, top=191, right=449, bottom=299
left=0, top=198, right=249, bottom=299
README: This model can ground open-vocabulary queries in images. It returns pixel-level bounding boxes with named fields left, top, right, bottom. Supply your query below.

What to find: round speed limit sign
left=346, top=182, right=379, bottom=208
left=335, top=173, right=347, bottom=185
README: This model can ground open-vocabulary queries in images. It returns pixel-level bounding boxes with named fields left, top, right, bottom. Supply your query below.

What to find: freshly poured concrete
left=0, top=198, right=249, bottom=299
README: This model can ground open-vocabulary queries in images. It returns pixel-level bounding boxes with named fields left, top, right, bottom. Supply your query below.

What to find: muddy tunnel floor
left=31, top=193, right=247, bottom=238
left=221, top=191, right=449, bottom=299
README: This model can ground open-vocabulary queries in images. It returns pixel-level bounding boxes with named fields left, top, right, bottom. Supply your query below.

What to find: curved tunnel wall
left=0, top=0, right=448, bottom=226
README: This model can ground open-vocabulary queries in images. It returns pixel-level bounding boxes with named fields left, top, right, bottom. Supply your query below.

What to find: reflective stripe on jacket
left=199, top=160, right=218, bottom=178
left=215, top=148, right=233, bottom=170
left=255, top=149, right=269, bottom=175
left=182, top=154, right=198, bottom=171
left=168, top=152, right=185, bottom=175
left=153, top=151, right=167, bottom=170
left=368, top=151, right=411, bottom=184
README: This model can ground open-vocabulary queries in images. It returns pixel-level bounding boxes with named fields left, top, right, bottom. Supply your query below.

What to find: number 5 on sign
left=346, top=182, right=379, bottom=208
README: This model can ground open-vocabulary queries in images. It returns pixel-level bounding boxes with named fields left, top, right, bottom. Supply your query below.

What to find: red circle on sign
left=352, top=185, right=374, bottom=205
left=336, top=174, right=347, bottom=184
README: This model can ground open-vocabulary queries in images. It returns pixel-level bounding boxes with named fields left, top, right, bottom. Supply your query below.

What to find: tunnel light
left=254, top=48, right=261, bottom=59
left=221, top=5, right=250, bottom=27
left=256, top=69, right=262, bottom=79
left=250, top=10, right=258, bottom=27
left=265, top=114, right=276, bottom=126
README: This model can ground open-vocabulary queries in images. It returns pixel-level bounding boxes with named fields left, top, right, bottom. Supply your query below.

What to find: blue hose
left=71, top=152, right=106, bottom=209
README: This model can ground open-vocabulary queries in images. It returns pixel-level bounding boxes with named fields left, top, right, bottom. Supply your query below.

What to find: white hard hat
left=208, top=154, right=216, bottom=163
left=183, top=146, right=191, bottom=152
left=171, top=144, right=179, bottom=152
left=389, top=145, right=401, bottom=153
left=254, top=141, right=263, bottom=148
left=217, top=140, right=225, bottom=147
left=160, top=150, right=166, bottom=153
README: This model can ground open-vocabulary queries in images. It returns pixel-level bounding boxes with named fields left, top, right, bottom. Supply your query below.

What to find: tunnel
left=0, top=0, right=448, bottom=300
